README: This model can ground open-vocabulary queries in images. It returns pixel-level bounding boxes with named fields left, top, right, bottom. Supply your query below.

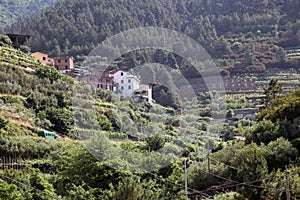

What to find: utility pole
left=184, top=159, right=188, bottom=200
left=285, top=165, right=290, bottom=200
left=207, top=140, right=211, bottom=173
left=207, top=151, right=211, bottom=173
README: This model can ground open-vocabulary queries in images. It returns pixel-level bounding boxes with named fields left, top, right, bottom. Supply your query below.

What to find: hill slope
left=0, top=43, right=74, bottom=137
left=9, top=0, right=300, bottom=52
left=0, top=40, right=300, bottom=200
left=7, top=0, right=300, bottom=74
left=0, top=0, right=58, bottom=33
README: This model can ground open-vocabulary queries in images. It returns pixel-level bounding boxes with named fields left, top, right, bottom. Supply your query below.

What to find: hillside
left=0, top=40, right=300, bottom=199
left=1, top=1, right=300, bottom=198
left=7, top=0, right=300, bottom=74
left=0, top=0, right=58, bottom=33
left=0, top=42, right=74, bottom=137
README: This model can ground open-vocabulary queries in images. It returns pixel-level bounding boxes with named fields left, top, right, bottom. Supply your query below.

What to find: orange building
left=32, top=52, right=74, bottom=70
left=31, top=52, right=54, bottom=66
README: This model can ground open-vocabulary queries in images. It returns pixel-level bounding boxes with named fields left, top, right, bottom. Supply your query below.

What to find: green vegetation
left=0, top=0, right=58, bottom=32
left=0, top=43, right=299, bottom=199
left=5, top=0, right=300, bottom=75
left=0, top=0, right=300, bottom=199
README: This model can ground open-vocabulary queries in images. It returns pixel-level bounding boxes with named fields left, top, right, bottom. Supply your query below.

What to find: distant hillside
left=0, top=0, right=58, bottom=33
left=8, top=0, right=300, bottom=74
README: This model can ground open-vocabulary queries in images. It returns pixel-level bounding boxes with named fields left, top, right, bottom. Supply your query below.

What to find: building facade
left=54, top=57, right=74, bottom=70
left=132, top=84, right=154, bottom=104
left=113, top=70, right=140, bottom=96
left=32, top=52, right=74, bottom=70
left=87, top=69, right=117, bottom=92
left=31, top=52, right=54, bottom=66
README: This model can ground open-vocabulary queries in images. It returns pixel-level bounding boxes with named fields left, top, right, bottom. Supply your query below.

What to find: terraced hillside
left=0, top=44, right=74, bottom=137
left=0, top=46, right=40, bottom=72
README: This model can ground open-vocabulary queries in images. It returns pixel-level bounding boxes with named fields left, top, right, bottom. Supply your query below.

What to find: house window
left=121, top=80, right=124, bottom=83
left=121, top=72, right=123, bottom=76
left=128, top=79, right=131, bottom=83
left=65, top=66, right=68, bottom=70
left=42, top=57, right=46, bottom=60
left=98, top=78, right=102, bottom=82
left=106, top=79, right=110, bottom=83
left=106, top=85, right=110, bottom=90
left=128, top=86, right=131, bottom=90
left=58, top=59, right=61, bottom=63
left=65, top=59, right=68, bottom=62
left=121, top=86, right=124, bottom=90
left=98, top=84, right=102, bottom=89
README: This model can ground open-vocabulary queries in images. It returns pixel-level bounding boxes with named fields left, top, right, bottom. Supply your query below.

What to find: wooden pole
left=184, top=159, right=188, bottom=200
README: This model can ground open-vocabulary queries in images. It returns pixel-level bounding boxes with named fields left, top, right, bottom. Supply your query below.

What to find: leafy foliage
left=262, top=79, right=282, bottom=106
left=145, top=134, right=165, bottom=151
left=0, top=0, right=58, bottom=32
left=0, top=34, right=12, bottom=46
left=0, top=181, right=22, bottom=200
left=264, top=137, right=298, bottom=170
left=6, top=0, right=300, bottom=75
left=245, top=119, right=280, bottom=145
left=45, top=107, right=74, bottom=134
left=1, top=3, right=300, bottom=199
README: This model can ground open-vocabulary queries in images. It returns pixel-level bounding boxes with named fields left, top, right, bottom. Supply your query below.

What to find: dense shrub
left=0, top=34, right=12, bottom=46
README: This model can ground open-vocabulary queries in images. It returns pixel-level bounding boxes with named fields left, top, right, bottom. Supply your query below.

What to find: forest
left=0, top=0, right=58, bottom=33
left=5, top=0, right=300, bottom=74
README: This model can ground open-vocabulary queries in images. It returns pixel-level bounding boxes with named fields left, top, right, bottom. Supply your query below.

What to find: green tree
left=0, top=181, right=22, bottom=200
left=45, top=107, right=74, bottom=134
left=188, top=162, right=230, bottom=191
left=209, top=192, right=245, bottom=200
left=111, top=176, right=142, bottom=200
left=263, top=79, right=282, bottom=106
left=232, top=143, right=268, bottom=199
left=19, top=45, right=31, bottom=53
left=66, top=184, right=96, bottom=200
left=225, top=109, right=234, bottom=119
left=258, top=88, right=300, bottom=123
left=28, top=169, right=58, bottom=200
left=145, top=134, right=165, bottom=151
left=245, top=119, right=280, bottom=145
left=53, top=147, right=124, bottom=196
left=264, top=137, right=298, bottom=170
left=262, top=167, right=300, bottom=199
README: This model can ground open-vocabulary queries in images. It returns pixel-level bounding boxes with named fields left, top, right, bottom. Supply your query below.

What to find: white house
left=113, top=70, right=140, bottom=96
left=132, top=84, right=154, bottom=104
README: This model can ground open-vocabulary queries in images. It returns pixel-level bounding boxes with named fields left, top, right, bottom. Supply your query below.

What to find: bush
left=1, top=95, right=22, bottom=104
left=0, top=34, right=12, bottom=46
left=0, top=116, right=9, bottom=129
left=145, top=134, right=165, bottom=151
left=45, top=107, right=74, bottom=134
left=19, top=45, right=31, bottom=54
left=265, top=137, right=298, bottom=170
left=245, top=119, right=280, bottom=145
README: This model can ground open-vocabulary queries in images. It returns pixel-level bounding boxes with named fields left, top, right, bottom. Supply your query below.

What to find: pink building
left=87, top=69, right=117, bottom=91
left=54, top=57, right=74, bottom=70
